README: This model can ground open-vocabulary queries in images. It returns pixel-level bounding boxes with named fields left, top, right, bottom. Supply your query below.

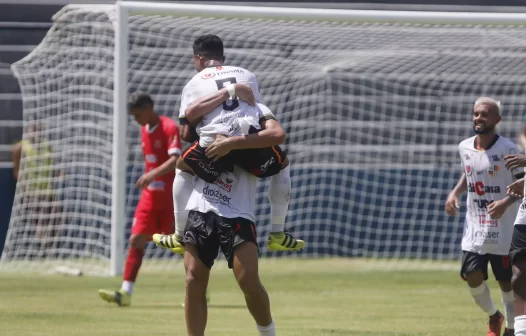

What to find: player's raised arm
left=185, top=83, right=256, bottom=126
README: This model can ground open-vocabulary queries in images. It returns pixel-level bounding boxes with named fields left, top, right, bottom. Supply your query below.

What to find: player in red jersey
left=98, top=92, right=181, bottom=306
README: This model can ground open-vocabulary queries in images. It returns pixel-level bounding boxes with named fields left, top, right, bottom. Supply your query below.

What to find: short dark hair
left=128, top=92, right=153, bottom=112
left=193, top=34, right=224, bottom=60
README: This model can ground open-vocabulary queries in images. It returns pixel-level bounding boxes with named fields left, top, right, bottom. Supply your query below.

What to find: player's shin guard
left=502, top=290, right=515, bottom=329
left=469, top=282, right=498, bottom=315
left=173, top=169, right=193, bottom=237
left=268, top=165, right=291, bottom=233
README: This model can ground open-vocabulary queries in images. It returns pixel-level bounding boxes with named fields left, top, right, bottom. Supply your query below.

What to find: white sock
left=469, top=282, right=498, bottom=316
left=121, top=280, right=134, bottom=295
left=257, top=320, right=275, bottom=336
left=502, top=290, right=515, bottom=328
left=268, top=165, right=291, bottom=233
left=173, top=169, right=194, bottom=237
left=515, top=315, right=526, bottom=335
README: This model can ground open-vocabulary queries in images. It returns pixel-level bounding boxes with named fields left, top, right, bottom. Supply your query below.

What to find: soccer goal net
left=3, top=2, right=526, bottom=276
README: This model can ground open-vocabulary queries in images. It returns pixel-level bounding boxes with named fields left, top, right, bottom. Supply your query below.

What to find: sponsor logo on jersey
left=214, top=177, right=233, bottom=193
left=478, top=215, right=498, bottom=227
left=468, top=182, right=501, bottom=196
left=474, top=199, right=494, bottom=209
left=474, top=230, right=499, bottom=240
left=216, top=69, right=245, bottom=76
left=260, top=157, right=275, bottom=174
left=464, top=154, right=471, bottom=160
left=491, top=155, right=501, bottom=161
left=145, top=154, right=157, bottom=163
left=476, top=170, right=484, bottom=175
left=198, top=162, right=219, bottom=177
left=488, top=165, right=500, bottom=177
left=201, top=72, right=216, bottom=79
left=202, top=185, right=231, bottom=203
left=466, top=165, right=472, bottom=176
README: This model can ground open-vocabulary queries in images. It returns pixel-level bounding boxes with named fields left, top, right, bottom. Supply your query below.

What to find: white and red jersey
left=459, top=135, right=521, bottom=255
left=179, top=65, right=264, bottom=147
left=514, top=168, right=526, bottom=225
left=186, top=165, right=258, bottom=222
left=140, top=115, right=181, bottom=210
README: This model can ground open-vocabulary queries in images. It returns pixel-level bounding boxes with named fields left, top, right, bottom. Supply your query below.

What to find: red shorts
left=131, top=204, right=174, bottom=238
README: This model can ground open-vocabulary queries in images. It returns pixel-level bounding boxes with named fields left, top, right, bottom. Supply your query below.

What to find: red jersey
left=140, top=116, right=181, bottom=210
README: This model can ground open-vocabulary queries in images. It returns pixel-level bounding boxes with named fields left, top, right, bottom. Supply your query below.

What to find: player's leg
left=461, top=251, right=504, bottom=336
left=221, top=217, right=275, bottom=335
left=154, top=141, right=233, bottom=253
left=235, top=145, right=304, bottom=252
left=98, top=207, right=152, bottom=306
left=510, top=225, right=526, bottom=336
left=182, top=211, right=218, bottom=336
left=490, top=254, right=515, bottom=336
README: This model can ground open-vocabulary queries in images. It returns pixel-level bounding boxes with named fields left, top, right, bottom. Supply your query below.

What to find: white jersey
left=459, top=135, right=521, bottom=255
left=179, top=65, right=264, bottom=147
left=186, top=165, right=258, bottom=222
left=514, top=167, right=526, bottom=225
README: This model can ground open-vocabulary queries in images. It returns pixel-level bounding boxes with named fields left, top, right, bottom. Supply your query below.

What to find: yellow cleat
left=153, top=233, right=185, bottom=255
left=267, top=232, right=305, bottom=252
left=98, top=289, right=131, bottom=307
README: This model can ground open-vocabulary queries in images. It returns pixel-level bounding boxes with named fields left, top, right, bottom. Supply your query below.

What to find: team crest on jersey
left=201, top=72, right=216, bottom=79
left=154, top=140, right=162, bottom=149
left=488, top=165, right=500, bottom=177
left=510, top=148, right=517, bottom=154
left=465, top=165, right=472, bottom=176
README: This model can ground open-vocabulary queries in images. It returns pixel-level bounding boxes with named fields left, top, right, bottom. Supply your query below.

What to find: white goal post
left=4, top=1, right=526, bottom=276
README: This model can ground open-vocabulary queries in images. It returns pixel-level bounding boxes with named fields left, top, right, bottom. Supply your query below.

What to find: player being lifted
left=153, top=34, right=304, bottom=254
left=98, top=92, right=181, bottom=306
left=445, top=97, right=523, bottom=336
left=501, top=121, right=526, bottom=336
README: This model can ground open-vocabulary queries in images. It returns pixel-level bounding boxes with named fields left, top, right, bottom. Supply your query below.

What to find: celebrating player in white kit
left=445, top=97, right=523, bottom=336
left=153, top=34, right=304, bottom=254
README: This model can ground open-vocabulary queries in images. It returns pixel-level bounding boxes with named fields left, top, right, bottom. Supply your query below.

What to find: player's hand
left=487, top=199, right=509, bottom=219
left=445, top=193, right=460, bottom=216
left=136, top=172, right=155, bottom=189
left=508, top=178, right=524, bottom=198
left=234, top=83, right=255, bottom=106
left=505, top=154, right=526, bottom=170
left=205, top=134, right=233, bottom=161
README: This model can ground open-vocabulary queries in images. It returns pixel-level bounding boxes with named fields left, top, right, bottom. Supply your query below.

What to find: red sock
left=123, top=247, right=144, bottom=282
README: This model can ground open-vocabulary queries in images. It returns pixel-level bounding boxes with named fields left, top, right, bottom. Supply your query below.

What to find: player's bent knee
left=464, top=270, right=485, bottom=287
left=176, top=156, right=194, bottom=174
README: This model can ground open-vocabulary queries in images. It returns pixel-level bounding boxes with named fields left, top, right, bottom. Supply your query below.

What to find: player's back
left=181, top=65, right=264, bottom=147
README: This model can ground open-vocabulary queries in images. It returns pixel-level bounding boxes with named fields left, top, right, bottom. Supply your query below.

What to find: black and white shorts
left=182, top=210, right=258, bottom=269
left=460, top=250, right=511, bottom=282
left=510, top=224, right=526, bottom=265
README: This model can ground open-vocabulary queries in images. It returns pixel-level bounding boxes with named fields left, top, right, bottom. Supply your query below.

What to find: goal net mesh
left=3, top=4, right=526, bottom=275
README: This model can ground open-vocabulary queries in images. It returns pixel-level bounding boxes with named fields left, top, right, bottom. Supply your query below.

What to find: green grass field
left=0, top=258, right=511, bottom=335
